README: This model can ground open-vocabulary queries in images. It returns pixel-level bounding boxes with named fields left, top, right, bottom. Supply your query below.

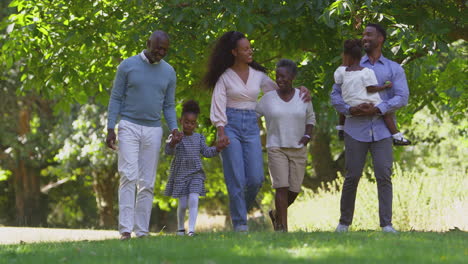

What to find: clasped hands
left=216, top=134, right=230, bottom=152
left=168, top=129, right=184, bottom=147
left=349, top=103, right=381, bottom=116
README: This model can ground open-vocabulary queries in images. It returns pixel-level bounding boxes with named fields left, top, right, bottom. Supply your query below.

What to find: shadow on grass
left=1, top=231, right=466, bottom=264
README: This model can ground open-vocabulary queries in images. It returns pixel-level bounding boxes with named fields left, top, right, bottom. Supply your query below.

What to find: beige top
left=210, top=67, right=277, bottom=127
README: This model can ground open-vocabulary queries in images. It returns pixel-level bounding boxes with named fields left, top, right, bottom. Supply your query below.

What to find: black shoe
left=393, top=137, right=412, bottom=146
left=120, top=232, right=131, bottom=241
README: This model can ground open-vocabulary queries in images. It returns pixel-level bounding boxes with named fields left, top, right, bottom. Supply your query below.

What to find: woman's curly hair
left=203, top=31, right=267, bottom=89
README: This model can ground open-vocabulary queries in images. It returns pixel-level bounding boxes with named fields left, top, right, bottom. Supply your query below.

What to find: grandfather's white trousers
left=117, top=120, right=162, bottom=236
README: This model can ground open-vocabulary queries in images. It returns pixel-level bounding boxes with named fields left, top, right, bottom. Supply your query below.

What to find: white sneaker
left=382, top=225, right=398, bottom=233
left=176, top=229, right=185, bottom=236
left=335, top=224, right=349, bottom=232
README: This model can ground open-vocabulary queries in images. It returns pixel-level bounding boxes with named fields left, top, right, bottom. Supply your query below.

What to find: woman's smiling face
left=276, top=67, right=294, bottom=91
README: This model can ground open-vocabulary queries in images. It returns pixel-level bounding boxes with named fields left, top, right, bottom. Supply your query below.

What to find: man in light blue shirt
left=331, top=24, right=409, bottom=233
left=106, top=30, right=182, bottom=240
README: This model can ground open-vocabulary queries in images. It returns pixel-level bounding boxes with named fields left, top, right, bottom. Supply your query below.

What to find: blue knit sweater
left=107, top=54, right=177, bottom=130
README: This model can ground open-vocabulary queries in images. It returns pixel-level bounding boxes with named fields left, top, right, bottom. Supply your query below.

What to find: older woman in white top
left=256, top=59, right=315, bottom=232
left=204, top=31, right=310, bottom=232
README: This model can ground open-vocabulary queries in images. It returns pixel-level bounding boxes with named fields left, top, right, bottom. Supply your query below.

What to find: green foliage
left=0, top=169, right=11, bottom=181
left=400, top=108, right=468, bottom=171
left=1, top=232, right=467, bottom=263
left=2, top=0, right=465, bottom=121
left=0, top=0, right=466, bottom=229
left=44, top=104, right=117, bottom=227
left=403, top=40, right=467, bottom=123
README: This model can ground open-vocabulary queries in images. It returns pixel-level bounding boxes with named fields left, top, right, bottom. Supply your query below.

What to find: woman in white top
left=256, top=59, right=315, bottom=232
left=203, top=31, right=310, bottom=232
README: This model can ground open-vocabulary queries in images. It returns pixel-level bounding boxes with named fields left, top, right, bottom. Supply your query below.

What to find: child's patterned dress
left=164, top=133, right=218, bottom=198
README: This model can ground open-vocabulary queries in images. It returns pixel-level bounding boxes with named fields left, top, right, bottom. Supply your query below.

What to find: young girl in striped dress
left=164, top=100, right=225, bottom=236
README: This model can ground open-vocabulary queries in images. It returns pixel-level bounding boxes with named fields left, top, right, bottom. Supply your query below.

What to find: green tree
left=45, top=104, right=119, bottom=228
left=1, top=0, right=466, bottom=227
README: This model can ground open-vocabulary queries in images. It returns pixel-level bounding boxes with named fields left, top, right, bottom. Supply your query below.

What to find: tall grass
left=288, top=163, right=467, bottom=232
left=287, top=109, right=467, bottom=232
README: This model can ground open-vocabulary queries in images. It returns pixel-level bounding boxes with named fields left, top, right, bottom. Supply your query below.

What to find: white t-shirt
left=256, top=89, right=316, bottom=148
left=334, top=66, right=381, bottom=106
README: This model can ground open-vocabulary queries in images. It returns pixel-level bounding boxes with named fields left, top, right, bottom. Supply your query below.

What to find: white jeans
left=117, top=120, right=162, bottom=236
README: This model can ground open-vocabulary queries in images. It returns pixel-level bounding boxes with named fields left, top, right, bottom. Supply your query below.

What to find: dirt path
left=0, top=215, right=227, bottom=245
left=0, top=227, right=120, bottom=245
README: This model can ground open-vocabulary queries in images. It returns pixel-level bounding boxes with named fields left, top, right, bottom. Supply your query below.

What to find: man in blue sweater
left=106, top=30, right=181, bottom=240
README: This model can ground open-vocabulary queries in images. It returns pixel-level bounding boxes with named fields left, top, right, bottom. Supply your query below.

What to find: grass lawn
left=1, top=231, right=466, bottom=264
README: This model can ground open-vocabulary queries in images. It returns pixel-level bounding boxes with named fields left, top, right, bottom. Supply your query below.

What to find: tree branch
left=41, top=177, right=71, bottom=194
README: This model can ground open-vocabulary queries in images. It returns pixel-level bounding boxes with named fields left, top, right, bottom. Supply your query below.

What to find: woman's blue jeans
left=221, top=108, right=264, bottom=231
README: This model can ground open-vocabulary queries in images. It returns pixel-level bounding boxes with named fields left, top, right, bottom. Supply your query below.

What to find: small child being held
left=334, top=39, right=411, bottom=145
left=164, top=100, right=226, bottom=236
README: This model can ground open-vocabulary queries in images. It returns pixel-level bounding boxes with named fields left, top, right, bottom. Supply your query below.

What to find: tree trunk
left=13, top=159, right=43, bottom=226
left=13, top=108, right=43, bottom=226
left=303, top=129, right=344, bottom=190
left=92, top=167, right=118, bottom=228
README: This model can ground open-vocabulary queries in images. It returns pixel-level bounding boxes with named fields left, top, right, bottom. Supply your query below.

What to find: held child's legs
left=383, top=113, right=412, bottom=145
left=383, top=113, right=398, bottom=135
left=188, top=193, right=199, bottom=233
left=337, top=113, right=346, bottom=140
left=177, top=196, right=188, bottom=231
left=339, top=113, right=346, bottom=126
